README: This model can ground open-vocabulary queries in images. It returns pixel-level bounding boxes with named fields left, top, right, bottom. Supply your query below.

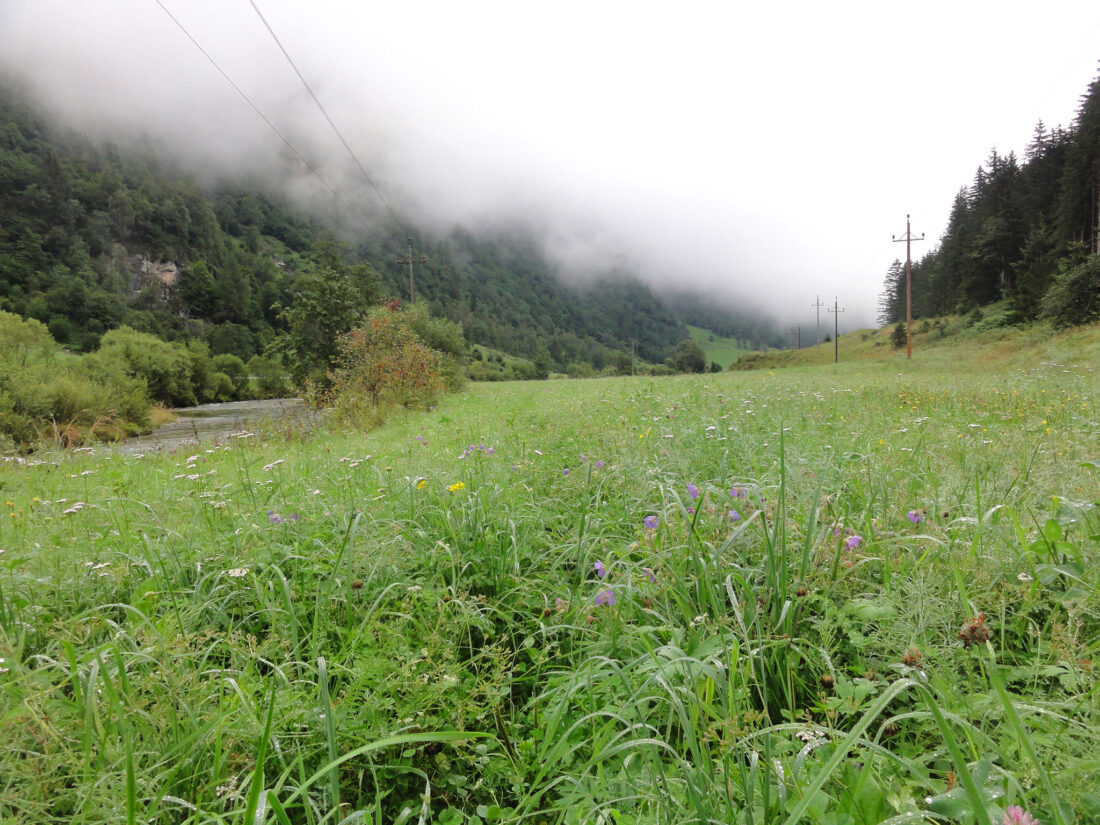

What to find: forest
left=0, top=84, right=777, bottom=382
left=879, top=66, right=1100, bottom=328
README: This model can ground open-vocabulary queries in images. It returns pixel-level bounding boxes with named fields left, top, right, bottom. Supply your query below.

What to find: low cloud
left=2, top=0, right=1097, bottom=330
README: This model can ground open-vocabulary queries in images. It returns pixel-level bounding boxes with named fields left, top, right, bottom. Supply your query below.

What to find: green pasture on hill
left=0, top=325, right=1098, bottom=824
left=687, top=324, right=754, bottom=367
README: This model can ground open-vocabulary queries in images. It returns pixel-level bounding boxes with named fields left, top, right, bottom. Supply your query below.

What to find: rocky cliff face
left=127, top=255, right=179, bottom=298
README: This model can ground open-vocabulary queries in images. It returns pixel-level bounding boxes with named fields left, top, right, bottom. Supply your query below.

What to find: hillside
left=0, top=85, right=769, bottom=376
left=686, top=324, right=754, bottom=368
left=731, top=306, right=1100, bottom=371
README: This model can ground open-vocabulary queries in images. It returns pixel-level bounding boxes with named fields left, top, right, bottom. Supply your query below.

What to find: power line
left=247, top=0, right=407, bottom=234
left=151, top=0, right=353, bottom=217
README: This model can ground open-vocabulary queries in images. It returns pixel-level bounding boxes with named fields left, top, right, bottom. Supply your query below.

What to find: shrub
left=96, top=327, right=196, bottom=406
left=890, top=322, right=907, bottom=350
left=326, top=305, right=447, bottom=420
left=1040, top=254, right=1100, bottom=328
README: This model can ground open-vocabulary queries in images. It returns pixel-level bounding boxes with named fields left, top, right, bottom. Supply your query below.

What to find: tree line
left=880, top=64, right=1100, bottom=329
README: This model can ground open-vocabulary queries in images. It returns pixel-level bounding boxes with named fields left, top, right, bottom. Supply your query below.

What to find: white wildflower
left=226, top=567, right=250, bottom=578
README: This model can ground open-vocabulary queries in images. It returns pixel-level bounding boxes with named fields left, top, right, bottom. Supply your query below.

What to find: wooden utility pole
left=828, top=298, right=845, bottom=364
left=892, top=215, right=925, bottom=359
left=812, top=296, right=824, bottom=346
left=396, top=236, right=428, bottom=303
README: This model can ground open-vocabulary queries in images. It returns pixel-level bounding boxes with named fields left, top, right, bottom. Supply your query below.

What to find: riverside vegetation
left=0, top=323, right=1097, bottom=824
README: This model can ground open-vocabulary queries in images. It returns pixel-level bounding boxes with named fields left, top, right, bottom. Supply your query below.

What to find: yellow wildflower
left=448, top=482, right=465, bottom=492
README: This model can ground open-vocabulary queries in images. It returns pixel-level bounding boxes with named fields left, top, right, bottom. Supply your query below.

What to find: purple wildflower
left=728, top=509, right=741, bottom=521
left=687, top=507, right=695, bottom=515
left=555, top=597, right=567, bottom=610
left=847, top=535, right=862, bottom=550
left=562, top=468, right=570, bottom=476
left=730, top=486, right=746, bottom=499
left=687, top=483, right=700, bottom=500
left=594, top=459, right=605, bottom=469
left=642, top=566, right=656, bottom=583
left=644, top=515, right=659, bottom=530
left=595, top=589, right=615, bottom=607
left=579, top=454, right=587, bottom=462
left=908, top=510, right=922, bottom=524
left=594, top=560, right=608, bottom=579
left=267, top=510, right=283, bottom=525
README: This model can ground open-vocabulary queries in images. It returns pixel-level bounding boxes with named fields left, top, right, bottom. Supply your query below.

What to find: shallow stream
left=117, top=398, right=316, bottom=453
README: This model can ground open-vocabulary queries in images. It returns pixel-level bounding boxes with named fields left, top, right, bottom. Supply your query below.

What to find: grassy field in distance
left=687, top=324, right=755, bottom=367
left=0, top=321, right=1097, bottom=824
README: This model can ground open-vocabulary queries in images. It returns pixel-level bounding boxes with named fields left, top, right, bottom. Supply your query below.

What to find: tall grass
left=0, top=328, right=1097, bottom=822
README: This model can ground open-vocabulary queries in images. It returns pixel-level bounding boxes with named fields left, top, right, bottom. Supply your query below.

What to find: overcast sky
left=2, top=1, right=1099, bottom=329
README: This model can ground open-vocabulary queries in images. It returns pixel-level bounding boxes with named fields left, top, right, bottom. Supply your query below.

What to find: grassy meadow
left=1, top=325, right=1098, bottom=824
left=687, top=325, right=754, bottom=368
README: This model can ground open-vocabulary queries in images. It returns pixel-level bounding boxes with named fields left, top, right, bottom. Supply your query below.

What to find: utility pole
left=797, top=325, right=801, bottom=350
left=828, top=298, right=845, bottom=364
left=892, top=215, right=925, bottom=359
left=812, top=296, right=824, bottom=346
left=396, top=236, right=428, bottom=303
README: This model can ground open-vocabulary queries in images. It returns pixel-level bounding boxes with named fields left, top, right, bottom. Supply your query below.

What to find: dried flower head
left=958, top=613, right=990, bottom=648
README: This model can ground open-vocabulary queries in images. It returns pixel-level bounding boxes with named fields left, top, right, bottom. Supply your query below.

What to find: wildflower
left=594, top=459, right=605, bottom=469
left=226, top=567, right=250, bottom=578
left=1002, top=806, right=1040, bottom=825
left=267, top=510, right=283, bottom=525
left=562, top=468, right=570, bottom=476
left=907, top=510, right=923, bottom=524
left=687, top=483, right=700, bottom=500
left=644, top=515, right=658, bottom=530
left=730, top=486, right=746, bottom=499
left=416, top=479, right=427, bottom=490
left=642, top=566, right=656, bottom=583
left=728, top=509, right=740, bottom=521
left=448, top=482, right=465, bottom=492
left=595, top=589, right=615, bottom=607
left=846, top=535, right=862, bottom=550
left=594, top=560, right=608, bottom=579
left=555, top=597, right=567, bottom=611
left=796, top=729, right=828, bottom=747
left=958, top=612, right=990, bottom=648
left=579, top=454, right=586, bottom=462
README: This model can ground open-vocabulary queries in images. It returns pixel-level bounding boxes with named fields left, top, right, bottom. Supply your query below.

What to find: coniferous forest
left=879, top=66, right=1100, bottom=328
left=0, top=84, right=777, bottom=381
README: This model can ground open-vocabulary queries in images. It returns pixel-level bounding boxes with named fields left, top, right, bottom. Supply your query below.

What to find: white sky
left=2, top=0, right=1099, bottom=329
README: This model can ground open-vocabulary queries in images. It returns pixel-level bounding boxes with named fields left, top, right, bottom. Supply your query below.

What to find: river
left=117, top=398, right=318, bottom=453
